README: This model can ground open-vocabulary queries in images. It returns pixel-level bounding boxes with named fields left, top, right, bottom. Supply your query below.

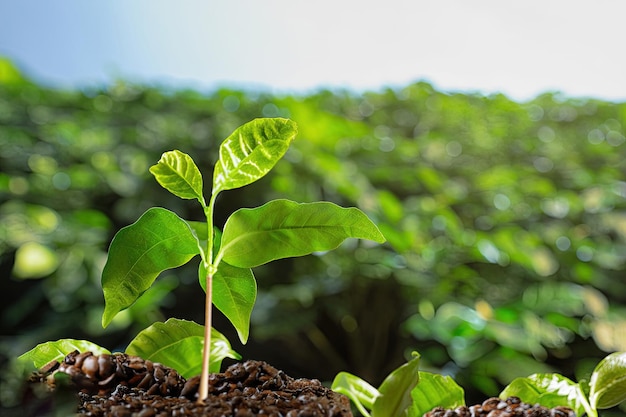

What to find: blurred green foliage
left=2, top=58, right=626, bottom=407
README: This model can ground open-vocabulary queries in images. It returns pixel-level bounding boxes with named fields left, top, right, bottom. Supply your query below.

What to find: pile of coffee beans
left=33, top=351, right=352, bottom=417
left=425, top=396, right=576, bottom=417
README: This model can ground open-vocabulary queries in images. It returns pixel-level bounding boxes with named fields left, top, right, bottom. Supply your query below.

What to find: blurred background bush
left=2, top=58, right=626, bottom=407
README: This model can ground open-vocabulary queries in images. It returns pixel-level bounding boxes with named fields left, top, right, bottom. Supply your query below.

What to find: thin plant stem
left=198, top=271, right=213, bottom=403
left=197, top=192, right=219, bottom=403
left=206, top=193, right=218, bottom=265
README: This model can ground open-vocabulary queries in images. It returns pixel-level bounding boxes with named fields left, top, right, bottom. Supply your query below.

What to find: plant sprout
left=333, top=351, right=626, bottom=417
left=99, top=118, right=386, bottom=401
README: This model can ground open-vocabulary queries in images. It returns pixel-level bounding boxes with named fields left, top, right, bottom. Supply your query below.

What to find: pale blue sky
left=1, top=0, right=625, bottom=101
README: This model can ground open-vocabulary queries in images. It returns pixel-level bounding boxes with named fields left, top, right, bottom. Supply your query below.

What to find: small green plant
left=332, top=351, right=626, bottom=417
left=500, top=351, right=626, bottom=417
left=19, top=118, right=386, bottom=402
left=331, top=352, right=465, bottom=417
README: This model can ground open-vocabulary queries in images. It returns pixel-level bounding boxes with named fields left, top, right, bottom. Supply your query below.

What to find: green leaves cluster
left=333, top=351, right=626, bottom=417
left=332, top=352, right=465, bottom=417
left=501, top=352, right=626, bottom=417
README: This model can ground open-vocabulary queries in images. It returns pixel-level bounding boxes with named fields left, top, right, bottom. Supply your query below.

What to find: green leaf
left=212, top=118, right=297, bottom=195
left=500, top=374, right=588, bottom=417
left=372, top=352, right=420, bottom=417
left=219, top=199, right=386, bottom=268
left=18, top=339, right=110, bottom=369
left=199, top=261, right=256, bottom=344
left=149, top=150, right=205, bottom=204
left=126, top=318, right=240, bottom=378
left=331, top=372, right=380, bottom=417
left=407, top=372, right=465, bottom=417
left=589, top=351, right=626, bottom=409
left=101, top=208, right=201, bottom=327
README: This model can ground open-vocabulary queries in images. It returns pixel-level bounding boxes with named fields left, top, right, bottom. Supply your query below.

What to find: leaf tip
left=101, top=304, right=116, bottom=328
left=372, top=228, right=387, bottom=244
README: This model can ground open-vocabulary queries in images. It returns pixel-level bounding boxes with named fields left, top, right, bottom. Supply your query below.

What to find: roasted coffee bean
left=40, top=358, right=60, bottom=374
left=97, top=371, right=117, bottom=389
left=81, top=354, right=99, bottom=378
left=153, top=366, right=165, bottom=382
left=97, top=354, right=114, bottom=378
left=180, top=375, right=199, bottom=399
left=453, top=406, right=471, bottom=417
left=235, top=407, right=255, bottom=417
left=146, top=383, right=161, bottom=396
left=482, top=397, right=501, bottom=411
left=128, top=356, right=146, bottom=371
left=137, top=372, right=154, bottom=389
left=73, top=351, right=92, bottom=369
left=552, top=406, right=576, bottom=417
left=136, top=408, right=157, bottom=417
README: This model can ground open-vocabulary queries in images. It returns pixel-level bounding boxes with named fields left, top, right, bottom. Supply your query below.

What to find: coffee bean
left=81, top=354, right=99, bottom=379
left=136, top=408, right=156, bottom=417
left=180, top=376, right=199, bottom=399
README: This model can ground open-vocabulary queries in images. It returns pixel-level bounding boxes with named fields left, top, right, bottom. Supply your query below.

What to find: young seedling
left=500, top=351, right=626, bottom=417
left=99, top=118, right=386, bottom=401
left=332, top=352, right=465, bottom=417
left=332, top=350, right=626, bottom=417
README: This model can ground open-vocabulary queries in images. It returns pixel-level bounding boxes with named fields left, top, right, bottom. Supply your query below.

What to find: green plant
left=19, top=117, right=386, bottom=402
left=332, top=351, right=626, bottom=417
left=331, top=352, right=465, bottom=417
left=500, top=351, right=626, bottom=417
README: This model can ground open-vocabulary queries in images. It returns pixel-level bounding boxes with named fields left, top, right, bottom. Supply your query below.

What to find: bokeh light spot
left=587, top=129, right=605, bottom=144
left=222, top=95, right=240, bottom=112
left=537, top=126, right=555, bottom=143
left=28, top=154, right=58, bottom=174
left=493, top=193, right=511, bottom=211
left=541, top=197, right=570, bottom=218
left=262, top=103, right=279, bottom=117
left=52, top=172, right=71, bottom=190
left=527, top=104, right=544, bottom=121
left=576, top=245, right=594, bottom=262
left=446, top=141, right=462, bottom=157
left=8, top=177, right=29, bottom=195
left=532, top=248, right=559, bottom=276
left=379, top=137, right=395, bottom=152
left=533, top=156, right=554, bottom=173
left=13, top=242, right=59, bottom=279
left=607, top=130, right=625, bottom=147
left=555, top=236, right=571, bottom=251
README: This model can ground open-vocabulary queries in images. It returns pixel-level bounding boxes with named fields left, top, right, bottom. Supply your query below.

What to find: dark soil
left=30, top=351, right=352, bottom=417
left=424, top=396, right=576, bottom=417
